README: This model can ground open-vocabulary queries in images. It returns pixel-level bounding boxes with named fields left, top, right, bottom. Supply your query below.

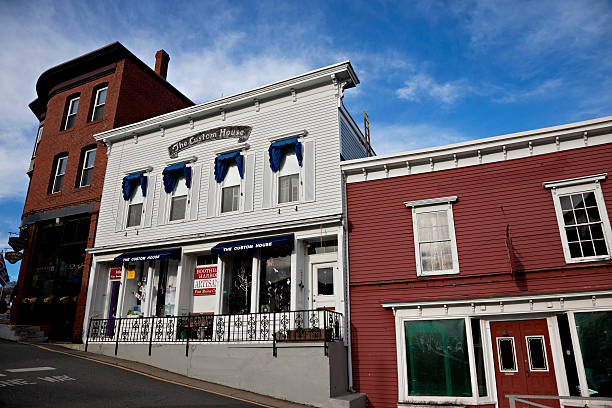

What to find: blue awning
left=163, top=163, right=192, bottom=194
left=214, top=151, right=244, bottom=183
left=211, top=234, right=294, bottom=254
left=268, top=138, right=303, bottom=172
left=114, top=248, right=181, bottom=264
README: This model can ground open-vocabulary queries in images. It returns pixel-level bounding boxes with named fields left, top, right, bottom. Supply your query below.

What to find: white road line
left=6, top=367, right=56, bottom=373
left=0, top=373, right=5, bottom=376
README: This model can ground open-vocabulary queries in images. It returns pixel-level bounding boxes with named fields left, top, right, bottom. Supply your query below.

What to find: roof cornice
left=95, top=61, right=358, bottom=144
left=341, top=116, right=612, bottom=181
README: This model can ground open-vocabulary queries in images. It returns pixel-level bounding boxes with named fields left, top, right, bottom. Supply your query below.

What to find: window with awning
left=215, top=152, right=244, bottom=214
left=163, top=163, right=192, bottom=222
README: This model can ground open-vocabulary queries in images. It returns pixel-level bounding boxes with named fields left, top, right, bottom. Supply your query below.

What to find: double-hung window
left=51, top=155, right=68, bottom=194
left=91, top=87, right=107, bottom=121
left=169, top=175, right=189, bottom=221
left=79, top=148, right=96, bottom=187
left=163, top=163, right=192, bottom=223
left=221, top=163, right=241, bottom=213
left=405, top=196, right=459, bottom=276
left=32, top=125, right=43, bottom=158
left=64, top=96, right=79, bottom=130
left=278, top=151, right=300, bottom=204
left=126, top=184, right=144, bottom=228
left=544, top=174, right=612, bottom=263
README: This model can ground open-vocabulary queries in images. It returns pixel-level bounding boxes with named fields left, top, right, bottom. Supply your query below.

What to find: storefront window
left=574, top=311, right=612, bottom=397
left=404, top=319, right=472, bottom=397
left=122, top=262, right=145, bottom=316
left=154, top=259, right=178, bottom=317
left=222, top=254, right=252, bottom=315
left=259, top=249, right=291, bottom=313
left=471, top=319, right=487, bottom=396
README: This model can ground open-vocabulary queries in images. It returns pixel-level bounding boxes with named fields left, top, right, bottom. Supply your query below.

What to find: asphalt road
left=0, top=340, right=268, bottom=408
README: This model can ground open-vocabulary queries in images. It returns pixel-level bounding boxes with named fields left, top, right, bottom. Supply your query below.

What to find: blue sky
left=0, top=0, right=611, bottom=281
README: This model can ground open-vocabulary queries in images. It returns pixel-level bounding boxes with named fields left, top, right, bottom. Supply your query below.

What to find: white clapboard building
left=82, top=62, right=370, bottom=407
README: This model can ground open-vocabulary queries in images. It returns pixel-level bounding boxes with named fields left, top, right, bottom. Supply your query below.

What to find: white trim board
left=342, top=117, right=612, bottom=184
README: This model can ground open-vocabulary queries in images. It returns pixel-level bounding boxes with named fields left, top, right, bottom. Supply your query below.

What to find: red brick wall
left=346, top=143, right=612, bottom=407
left=16, top=56, right=192, bottom=341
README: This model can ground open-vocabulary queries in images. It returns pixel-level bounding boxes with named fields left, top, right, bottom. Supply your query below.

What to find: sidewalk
left=34, top=341, right=312, bottom=408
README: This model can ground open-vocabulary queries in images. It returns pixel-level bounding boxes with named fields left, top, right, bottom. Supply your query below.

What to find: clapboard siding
left=346, top=142, right=612, bottom=407
left=347, top=143, right=612, bottom=282
left=340, top=113, right=367, bottom=160
left=95, top=83, right=344, bottom=248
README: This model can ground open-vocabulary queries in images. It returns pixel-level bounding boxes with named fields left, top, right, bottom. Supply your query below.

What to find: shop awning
left=114, top=248, right=181, bottom=264
left=211, top=234, right=294, bottom=254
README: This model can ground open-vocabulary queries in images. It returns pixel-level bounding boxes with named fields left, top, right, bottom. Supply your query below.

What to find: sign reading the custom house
left=168, top=126, right=251, bottom=158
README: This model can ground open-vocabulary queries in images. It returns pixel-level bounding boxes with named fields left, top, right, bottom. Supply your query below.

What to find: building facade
left=83, top=61, right=368, bottom=344
left=12, top=42, right=193, bottom=341
left=341, top=117, right=612, bottom=407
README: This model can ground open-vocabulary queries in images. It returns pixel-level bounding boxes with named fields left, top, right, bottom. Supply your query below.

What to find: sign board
left=168, top=126, right=251, bottom=158
left=4, top=251, right=22, bottom=264
left=109, top=267, right=122, bottom=280
left=8, top=237, right=27, bottom=252
left=193, top=266, right=217, bottom=296
left=127, top=269, right=135, bottom=279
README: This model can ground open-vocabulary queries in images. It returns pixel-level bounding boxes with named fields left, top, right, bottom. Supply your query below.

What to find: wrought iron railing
left=86, top=309, right=343, bottom=357
left=506, top=394, right=612, bottom=408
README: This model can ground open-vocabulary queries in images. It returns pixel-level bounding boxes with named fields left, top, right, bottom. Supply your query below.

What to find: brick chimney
left=154, top=49, right=170, bottom=79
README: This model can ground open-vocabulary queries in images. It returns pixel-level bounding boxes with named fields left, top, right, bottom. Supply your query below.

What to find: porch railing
left=507, top=394, right=612, bottom=408
left=85, top=309, right=343, bottom=357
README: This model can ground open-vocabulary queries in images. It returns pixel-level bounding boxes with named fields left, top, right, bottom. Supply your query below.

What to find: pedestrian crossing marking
left=6, top=367, right=55, bottom=373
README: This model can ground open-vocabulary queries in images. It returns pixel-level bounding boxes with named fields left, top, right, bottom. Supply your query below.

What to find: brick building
left=12, top=42, right=193, bottom=341
left=341, top=117, right=612, bottom=407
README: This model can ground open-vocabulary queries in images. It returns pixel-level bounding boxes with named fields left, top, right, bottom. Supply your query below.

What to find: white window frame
left=32, top=125, right=43, bottom=158
left=405, top=196, right=459, bottom=276
left=125, top=183, right=145, bottom=229
left=544, top=174, right=612, bottom=264
left=91, top=87, right=107, bottom=121
left=64, top=96, right=79, bottom=130
left=167, top=173, right=192, bottom=223
left=496, top=336, right=518, bottom=373
left=51, top=155, right=68, bottom=194
left=525, top=335, right=549, bottom=372
left=275, top=150, right=302, bottom=206
left=219, top=163, right=242, bottom=214
left=394, top=315, right=488, bottom=405
left=79, top=148, right=96, bottom=187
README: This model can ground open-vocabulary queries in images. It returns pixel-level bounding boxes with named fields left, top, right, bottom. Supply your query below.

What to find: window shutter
left=206, top=163, right=217, bottom=218
left=189, top=165, right=201, bottom=221
left=158, top=180, right=168, bottom=225
left=303, top=140, right=315, bottom=202
left=262, top=151, right=274, bottom=209
left=115, top=191, right=125, bottom=232
left=243, top=154, right=255, bottom=212
left=143, top=175, right=156, bottom=227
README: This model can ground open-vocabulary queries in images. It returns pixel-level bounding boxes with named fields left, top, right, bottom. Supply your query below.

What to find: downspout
left=341, top=170, right=355, bottom=392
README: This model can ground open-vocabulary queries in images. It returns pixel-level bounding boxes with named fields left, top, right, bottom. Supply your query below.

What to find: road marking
left=6, top=367, right=56, bottom=373
left=0, top=373, right=5, bottom=376
left=0, top=378, right=37, bottom=387
left=21, top=342, right=276, bottom=408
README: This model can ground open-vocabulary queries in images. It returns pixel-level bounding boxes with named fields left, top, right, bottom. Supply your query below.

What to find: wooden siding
left=340, top=113, right=367, bottom=160
left=346, top=143, right=612, bottom=407
left=95, top=83, right=344, bottom=249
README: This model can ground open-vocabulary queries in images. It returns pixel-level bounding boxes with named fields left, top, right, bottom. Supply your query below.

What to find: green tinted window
left=575, top=311, right=612, bottom=397
left=404, top=319, right=472, bottom=397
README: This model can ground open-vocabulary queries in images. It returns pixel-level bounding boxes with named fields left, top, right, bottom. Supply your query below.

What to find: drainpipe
left=341, top=170, right=355, bottom=392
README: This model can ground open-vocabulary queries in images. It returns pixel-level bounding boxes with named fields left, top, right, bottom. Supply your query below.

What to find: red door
left=491, top=320, right=558, bottom=408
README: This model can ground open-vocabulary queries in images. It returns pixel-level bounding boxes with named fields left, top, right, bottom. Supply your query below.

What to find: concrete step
left=0, top=325, right=48, bottom=343
left=327, top=392, right=367, bottom=408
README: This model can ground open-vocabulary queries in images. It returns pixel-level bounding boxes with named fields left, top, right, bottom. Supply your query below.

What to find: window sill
left=565, top=255, right=611, bottom=264
left=417, top=269, right=460, bottom=277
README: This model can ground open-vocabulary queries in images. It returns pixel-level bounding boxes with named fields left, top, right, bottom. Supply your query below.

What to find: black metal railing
left=86, top=309, right=343, bottom=357
left=506, top=394, right=612, bottom=408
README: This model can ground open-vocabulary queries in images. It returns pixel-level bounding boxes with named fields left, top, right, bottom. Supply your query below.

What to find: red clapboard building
left=12, top=42, right=193, bottom=342
left=341, top=117, right=612, bottom=408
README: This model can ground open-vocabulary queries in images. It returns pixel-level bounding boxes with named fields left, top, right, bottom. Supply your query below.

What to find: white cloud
left=396, top=73, right=469, bottom=105
left=371, top=123, right=469, bottom=155
left=493, top=78, right=564, bottom=104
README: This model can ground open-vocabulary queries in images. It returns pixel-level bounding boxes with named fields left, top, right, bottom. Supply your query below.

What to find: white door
left=311, top=262, right=337, bottom=311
